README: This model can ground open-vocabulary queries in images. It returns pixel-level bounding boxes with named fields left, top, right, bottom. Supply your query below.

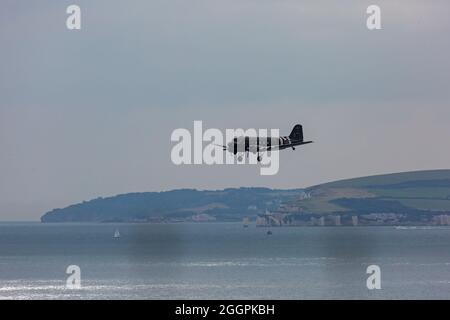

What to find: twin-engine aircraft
left=217, top=124, right=313, bottom=162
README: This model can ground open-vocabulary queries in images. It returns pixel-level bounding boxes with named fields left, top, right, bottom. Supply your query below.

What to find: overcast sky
left=1, top=0, right=450, bottom=221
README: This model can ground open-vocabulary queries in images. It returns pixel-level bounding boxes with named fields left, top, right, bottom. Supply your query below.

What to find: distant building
left=334, top=215, right=341, bottom=226
left=299, top=192, right=311, bottom=200
left=256, top=216, right=266, bottom=226
left=319, top=216, right=325, bottom=226
left=191, top=214, right=216, bottom=222
left=438, top=214, right=450, bottom=226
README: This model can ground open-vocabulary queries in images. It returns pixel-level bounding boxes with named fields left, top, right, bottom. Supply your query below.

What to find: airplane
left=217, top=124, right=313, bottom=162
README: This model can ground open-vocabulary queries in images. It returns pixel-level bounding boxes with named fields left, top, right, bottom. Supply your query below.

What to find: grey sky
left=1, top=0, right=450, bottom=220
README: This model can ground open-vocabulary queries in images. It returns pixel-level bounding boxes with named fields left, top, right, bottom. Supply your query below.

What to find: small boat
left=113, top=229, right=121, bottom=239
left=267, top=230, right=272, bottom=235
left=243, top=217, right=250, bottom=228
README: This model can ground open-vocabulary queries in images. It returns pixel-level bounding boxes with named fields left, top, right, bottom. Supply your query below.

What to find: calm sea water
left=0, top=222, right=450, bottom=299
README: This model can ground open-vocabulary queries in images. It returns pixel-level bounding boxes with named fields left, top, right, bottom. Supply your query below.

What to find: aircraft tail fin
left=289, top=124, right=304, bottom=142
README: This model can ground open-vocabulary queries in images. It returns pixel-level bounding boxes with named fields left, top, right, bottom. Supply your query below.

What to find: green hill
left=311, top=169, right=450, bottom=189
left=41, top=188, right=301, bottom=223
left=280, top=170, right=450, bottom=225
left=41, top=170, right=450, bottom=225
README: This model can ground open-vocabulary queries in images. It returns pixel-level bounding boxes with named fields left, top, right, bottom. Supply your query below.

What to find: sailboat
left=113, top=228, right=121, bottom=239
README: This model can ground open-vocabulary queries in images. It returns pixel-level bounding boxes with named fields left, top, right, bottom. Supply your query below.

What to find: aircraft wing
left=275, top=140, right=313, bottom=150
left=247, top=140, right=312, bottom=152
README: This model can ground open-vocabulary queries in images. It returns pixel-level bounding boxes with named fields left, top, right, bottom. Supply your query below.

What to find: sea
left=1, top=222, right=450, bottom=299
